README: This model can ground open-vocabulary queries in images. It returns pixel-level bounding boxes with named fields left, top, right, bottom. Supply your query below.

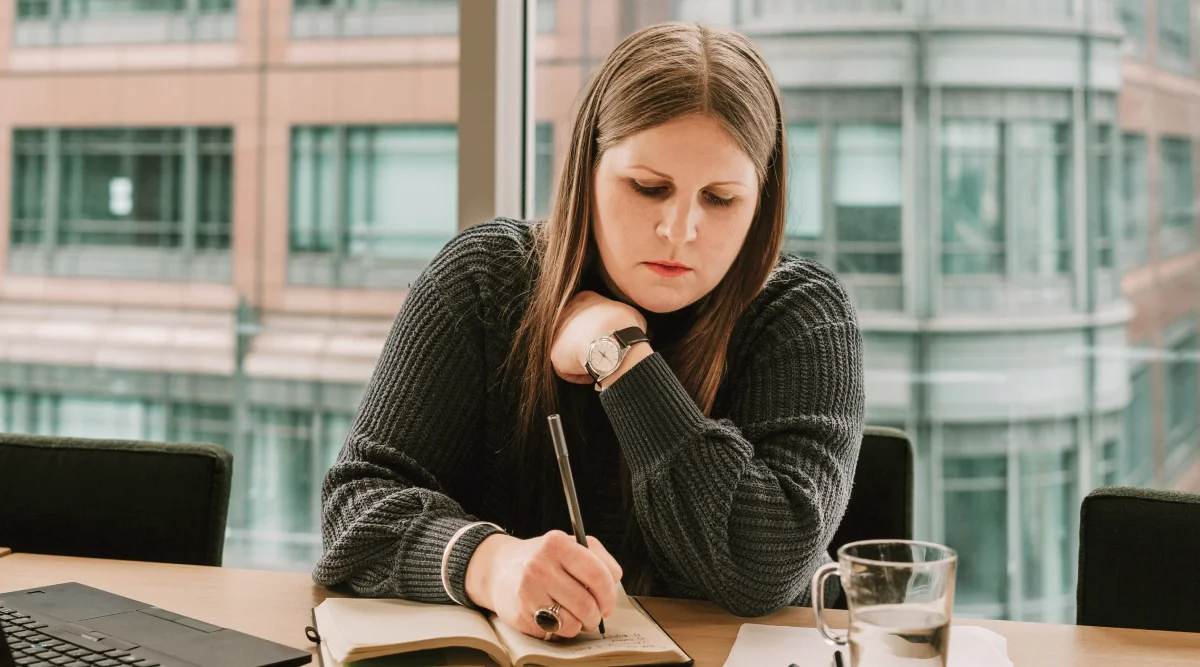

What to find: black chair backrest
left=1077, top=486, right=1200, bottom=633
left=0, top=433, right=232, bottom=566
left=829, top=426, right=914, bottom=557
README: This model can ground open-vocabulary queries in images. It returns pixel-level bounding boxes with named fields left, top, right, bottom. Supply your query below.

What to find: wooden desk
left=1, top=553, right=1198, bottom=666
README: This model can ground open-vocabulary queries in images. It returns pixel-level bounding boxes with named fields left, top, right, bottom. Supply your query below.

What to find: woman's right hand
left=464, top=530, right=623, bottom=639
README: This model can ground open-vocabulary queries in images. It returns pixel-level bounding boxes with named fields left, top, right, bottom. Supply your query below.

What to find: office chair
left=829, top=426, right=914, bottom=555
left=824, top=426, right=914, bottom=609
left=0, top=433, right=232, bottom=566
left=1076, top=486, right=1200, bottom=633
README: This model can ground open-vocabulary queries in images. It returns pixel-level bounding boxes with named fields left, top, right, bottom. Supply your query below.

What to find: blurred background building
left=0, top=0, right=1197, bottom=624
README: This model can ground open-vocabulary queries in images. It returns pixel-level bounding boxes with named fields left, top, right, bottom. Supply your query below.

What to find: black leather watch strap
left=612, top=326, right=650, bottom=348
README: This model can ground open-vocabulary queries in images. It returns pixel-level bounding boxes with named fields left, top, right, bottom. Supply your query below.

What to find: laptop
left=0, top=582, right=311, bottom=667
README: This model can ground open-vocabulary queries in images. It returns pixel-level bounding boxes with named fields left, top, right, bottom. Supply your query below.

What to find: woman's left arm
left=599, top=310, right=864, bottom=617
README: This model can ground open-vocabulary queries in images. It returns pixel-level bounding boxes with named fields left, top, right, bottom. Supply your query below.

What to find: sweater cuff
left=599, top=352, right=708, bottom=472
left=428, top=516, right=504, bottom=610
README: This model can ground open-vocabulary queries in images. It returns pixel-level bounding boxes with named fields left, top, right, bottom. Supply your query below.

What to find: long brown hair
left=502, top=22, right=787, bottom=593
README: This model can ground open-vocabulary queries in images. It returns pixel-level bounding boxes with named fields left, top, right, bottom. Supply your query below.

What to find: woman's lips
left=645, top=262, right=691, bottom=277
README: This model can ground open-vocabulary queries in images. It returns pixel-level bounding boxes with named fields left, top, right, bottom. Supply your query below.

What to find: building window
left=0, top=392, right=167, bottom=442
left=833, top=125, right=903, bottom=274
left=942, top=121, right=1005, bottom=274
left=942, top=120, right=1070, bottom=277
left=1125, top=364, right=1154, bottom=486
left=169, top=402, right=233, bottom=448
left=1157, top=0, right=1192, bottom=73
left=1160, top=137, right=1194, bottom=258
left=1019, top=449, right=1075, bottom=624
left=1116, top=0, right=1146, bottom=56
left=785, top=123, right=822, bottom=256
left=1121, top=133, right=1148, bottom=269
left=288, top=125, right=457, bottom=288
left=15, top=0, right=237, bottom=46
left=534, top=123, right=554, bottom=219
left=1166, top=333, right=1199, bottom=473
left=785, top=123, right=903, bottom=275
left=292, top=0, right=458, bottom=38
left=943, top=455, right=1008, bottom=616
left=10, top=127, right=233, bottom=281
left=1095, top=125, right=1116, bottom=269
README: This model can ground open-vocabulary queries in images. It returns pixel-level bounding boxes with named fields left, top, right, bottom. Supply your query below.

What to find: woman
left=314, top=22, right=864, bottom=640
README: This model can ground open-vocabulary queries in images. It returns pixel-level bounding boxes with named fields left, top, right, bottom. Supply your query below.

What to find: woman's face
left=592, top=114, right=760, bottom=313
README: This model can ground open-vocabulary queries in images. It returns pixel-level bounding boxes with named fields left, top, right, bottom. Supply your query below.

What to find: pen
left=547, top=413, right=606, bottom=637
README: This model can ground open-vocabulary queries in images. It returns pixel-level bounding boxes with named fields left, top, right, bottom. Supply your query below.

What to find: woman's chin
left=628, top=289, right=702, bottom=315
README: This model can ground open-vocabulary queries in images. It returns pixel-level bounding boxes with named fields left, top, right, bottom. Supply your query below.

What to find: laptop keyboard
left=0, top=608, right=159, bottom=667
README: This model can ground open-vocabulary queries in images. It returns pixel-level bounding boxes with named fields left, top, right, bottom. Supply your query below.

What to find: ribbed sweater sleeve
left=312, top=232, right=504, bottom=607
left=599, top=264, right=865, bottom=617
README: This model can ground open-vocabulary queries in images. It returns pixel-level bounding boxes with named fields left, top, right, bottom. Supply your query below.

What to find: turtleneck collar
left=578, top=263, right=699, bottom=354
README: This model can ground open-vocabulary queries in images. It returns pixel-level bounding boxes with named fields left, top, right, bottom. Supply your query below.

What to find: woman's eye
left=705, top=192, right=734, bottom=207
left=631, top=181, right=669, bottom=198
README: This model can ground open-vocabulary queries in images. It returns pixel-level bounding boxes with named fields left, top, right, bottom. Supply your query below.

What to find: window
left=15, top=0, right=237, bottom=46
left=784, top=122, right=903, bottom=275
left=942, top=120, right=1070, bottom=277
left=534, top=123, right=555, bottom=219
left=833, top=125, right=903, bottom=274
left=289, top=125, right=458, bottom=282
left=17, top=0, right=52, bottom=18
left=1095, top=125, right=1116, bottom=269
left=169, top=402, right=234, bottom=449
left=943, top=456, right=1008, bottom=616
left=1157, top=0, right=1192, bottom=73
left=1121, top=133, right=1148, bottom=269
left=292, top=0, right=458, bottom=38
left=785, top=123, right=822, bottom=254
left=1019, top=449, right=1075, bottom=624
left=1166, top=333, right=1199, bottom=471
left=1160, top=137, right=1194, bottom=258
left=0, top=392, right=167, bottom=442
left=1116, top=0, right=1146, bottom=56
left=1125, top=364, right=1155, bottom=486
left=942, top=121, right=1005, bottom=274
left=10, top=128, right=233, bottom=279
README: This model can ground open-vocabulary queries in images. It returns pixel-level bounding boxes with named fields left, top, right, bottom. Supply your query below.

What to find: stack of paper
left=722, top=623, right=1012, bottom=667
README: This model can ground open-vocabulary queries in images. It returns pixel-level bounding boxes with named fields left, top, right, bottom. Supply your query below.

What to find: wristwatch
left=585, top=326, right=650, bottom=390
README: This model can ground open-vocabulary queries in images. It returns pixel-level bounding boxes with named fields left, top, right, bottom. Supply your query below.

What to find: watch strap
left=612, top=326, right=650, bottom=348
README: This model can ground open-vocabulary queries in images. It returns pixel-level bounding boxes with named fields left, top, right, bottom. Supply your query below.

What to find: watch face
left=588, top=337, right=621, bottom=375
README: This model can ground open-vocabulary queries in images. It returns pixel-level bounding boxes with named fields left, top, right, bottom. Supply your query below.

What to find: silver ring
left=543, top=631, right=555, bottom=641
left=534, top=602, right=562, bottom=634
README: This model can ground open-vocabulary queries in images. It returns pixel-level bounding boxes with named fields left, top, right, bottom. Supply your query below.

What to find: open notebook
left=310, top=588, right=692, bottom=667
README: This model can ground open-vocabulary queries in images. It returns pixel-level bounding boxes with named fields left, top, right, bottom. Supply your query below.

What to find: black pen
left=547, top=414, right=606, bottom=637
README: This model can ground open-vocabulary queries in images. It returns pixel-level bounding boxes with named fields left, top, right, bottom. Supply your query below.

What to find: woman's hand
left=464, top=531, right=624, bottom=639
left=551, top=291, right=647, bottom=384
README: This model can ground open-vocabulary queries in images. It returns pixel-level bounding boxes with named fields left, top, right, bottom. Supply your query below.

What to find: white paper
left=722, top=623, right=1012, bottom=667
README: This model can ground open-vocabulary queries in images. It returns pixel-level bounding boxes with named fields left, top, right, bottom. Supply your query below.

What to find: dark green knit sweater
left=313, top=217, right=864, bottom=616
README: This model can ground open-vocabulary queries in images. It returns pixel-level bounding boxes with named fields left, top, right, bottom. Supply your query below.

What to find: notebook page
left=316, top=598, right=507, bottom=665
left=490, top=593, right=685, bottom=667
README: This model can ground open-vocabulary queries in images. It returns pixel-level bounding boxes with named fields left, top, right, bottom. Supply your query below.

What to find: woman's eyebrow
left=629, top=164, right=748, bottom=188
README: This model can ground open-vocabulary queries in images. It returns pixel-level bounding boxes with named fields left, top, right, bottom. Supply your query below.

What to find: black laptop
left=0, top=582, right=310, bottom=667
